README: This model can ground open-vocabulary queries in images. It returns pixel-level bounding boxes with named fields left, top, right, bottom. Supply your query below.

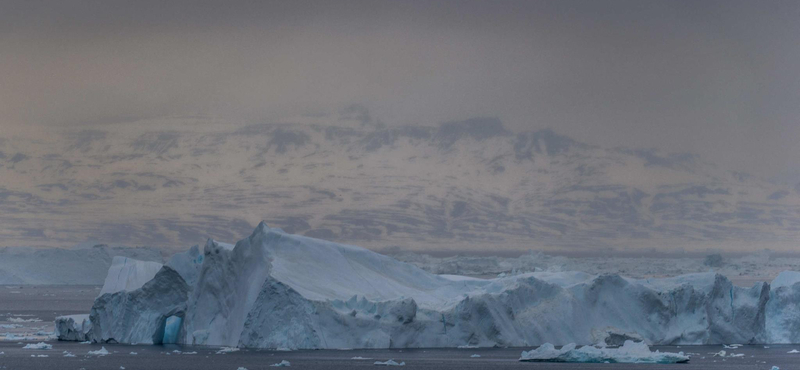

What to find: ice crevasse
left=56, top=222, right=800, bottom=349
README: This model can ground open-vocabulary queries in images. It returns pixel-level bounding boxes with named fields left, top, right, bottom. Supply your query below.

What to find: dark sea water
left=1, top=342, right=797, bottom=370
left=1, top=285, right=796, bottom=370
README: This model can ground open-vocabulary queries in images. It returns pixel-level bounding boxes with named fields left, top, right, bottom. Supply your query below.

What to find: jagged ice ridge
left=57, top=222, right=800, bottom=349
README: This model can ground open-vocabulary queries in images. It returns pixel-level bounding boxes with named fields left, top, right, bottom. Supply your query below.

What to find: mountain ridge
left=1, top=115, right=798, bottom=253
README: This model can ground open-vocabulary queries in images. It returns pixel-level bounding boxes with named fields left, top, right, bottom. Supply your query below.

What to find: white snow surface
left=100, top=257, right=164, bottom=295
left=519, top=341, right=689, bottom=363
left=60, top=222, right=800, bottom=349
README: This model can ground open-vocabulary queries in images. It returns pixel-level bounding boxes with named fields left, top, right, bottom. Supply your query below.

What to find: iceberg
left=99, top=256, right=164, bottom=295
left=58, top=222, right=800, bottom=349
left=54, top=314, right=92, bottom=342
left=22, top=342, right=52, bottom=350
left=519, top=341, right=689, bottom=363
left=374, top=359, right=405, bottom=366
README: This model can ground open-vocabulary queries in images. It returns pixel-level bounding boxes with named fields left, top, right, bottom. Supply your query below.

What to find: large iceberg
left=59, top=222, right=800, bottom=348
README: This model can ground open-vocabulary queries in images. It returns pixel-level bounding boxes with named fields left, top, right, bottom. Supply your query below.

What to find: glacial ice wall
left=64, top=222, right=800, bottom=348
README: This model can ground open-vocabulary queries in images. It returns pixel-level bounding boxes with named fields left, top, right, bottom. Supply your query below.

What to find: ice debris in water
left=374, top=359, right=405, bottom=366
left=88, top=347, right=110, bottom=356
left=270, top=360, right=291, bottom=367
left=788, top=349, right=800, bottom=354
left=470, top=354, right=481, bottom=358
left=22, top=342, right=52, bottom=350
left=351, top=356, right=372, bottom=360
left=519, top=340, right=689, bottom=363
left=217, top=347, right=240, bottom=354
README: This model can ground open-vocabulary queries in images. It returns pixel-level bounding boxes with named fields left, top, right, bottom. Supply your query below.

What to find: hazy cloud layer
left=1, top=0, right=799, bottom=180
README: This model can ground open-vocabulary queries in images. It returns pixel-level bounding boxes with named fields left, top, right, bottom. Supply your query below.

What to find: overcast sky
left=1, top=0, right=799, bottom=180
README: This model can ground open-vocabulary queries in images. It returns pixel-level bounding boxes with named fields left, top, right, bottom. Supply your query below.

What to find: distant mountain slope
left=0, top=114, right=798, bottom=253
left=0, top=245, right=164, bottom=284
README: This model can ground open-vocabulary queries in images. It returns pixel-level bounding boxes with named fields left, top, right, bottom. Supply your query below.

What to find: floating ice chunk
left=55, top=314, right=92, bottom=342
left=270, top=360, right=291, bottom=367
left=457, top=345, right=478, bottom=349
left=352, top=356, right=372, bottom=360
left=788, top=349, right=799, bottom=354
left=237, top=368, right=248, bottom=370
left=9, top=317, right=42, bottom=323
left=723, top=344, right=743, bottom=349
left=130, top=352, right=138, bottom=355
left=88, top=346, right=110, bottom=356
left=32, top=354, right=49, bottom=357
left=374, top=359, right=405, bottom=366
left=771, top=367, right=779, bottom=370
left=519, top=341, right=689, bottom=364
left=22, top=342, right=52, bottom=350
left=470, top=354, right=481, bottom=357
left=216, top=347, right=240, bottom=354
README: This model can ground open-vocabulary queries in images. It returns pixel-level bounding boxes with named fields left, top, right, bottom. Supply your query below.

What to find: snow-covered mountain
left=1, top=113, right=798, bottom=253
left=0, top=245, right=163, bottom=285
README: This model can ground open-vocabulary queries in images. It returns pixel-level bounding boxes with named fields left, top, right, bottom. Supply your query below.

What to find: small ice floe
left=130, top=352, right=138, bottom=355
left=88, top=347, right=110, bottom=356
left=276, top=347, right=292, bottom=351
left=351, top=356, right=372, bottom=360
left=31, top=354, right=49, bottom=357
left=22, top=342, right=52, bottom=350
left=771, top=366, right=779, bottom=370
left=79, top=341, right=91, bottom=344
left=237, top=368, right=248, bottom=370
left=788, top=349, right=800, bottom=354
left=457, top=345, right=478, bottom=349
left=520, top=341, right=689, bottom=364
left=0, top=351, right=4, bottom=355
left=470, top=354, right=481, bottom=358
left=62, top=351, right=76, bottom=357
left=374, top=359, right=405, bottom=366
left=120, top=367, right=125, bottom=369
left=270, top=360, right=291, bottom=367
left=764, top=346, right=770, bottom=349
left=723, top=344, right=743, bottom=349
left=216, top=346, right=240, bottom=354
left=8, top=317, right=42, bottom=323
left=181, top=351, right=197, bottom=355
